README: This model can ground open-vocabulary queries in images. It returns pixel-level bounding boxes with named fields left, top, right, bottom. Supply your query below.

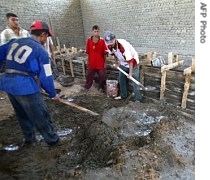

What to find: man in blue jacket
left=0, top=20, right=60, bottom=147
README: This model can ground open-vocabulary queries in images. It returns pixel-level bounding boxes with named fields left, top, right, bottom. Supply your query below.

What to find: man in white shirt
left=0, top=13, right=31, bottom=99
left=0, top=13, right=30, bottom=45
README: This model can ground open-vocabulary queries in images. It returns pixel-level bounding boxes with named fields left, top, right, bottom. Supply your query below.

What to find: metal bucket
left=106, top=80, right=118, bottom=98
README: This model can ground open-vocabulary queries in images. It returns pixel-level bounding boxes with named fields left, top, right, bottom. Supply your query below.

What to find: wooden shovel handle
left=41, top=92, right=99, bottom=116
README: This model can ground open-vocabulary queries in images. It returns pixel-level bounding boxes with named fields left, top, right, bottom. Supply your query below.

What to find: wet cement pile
left=0, top=94, right=195, bottom=179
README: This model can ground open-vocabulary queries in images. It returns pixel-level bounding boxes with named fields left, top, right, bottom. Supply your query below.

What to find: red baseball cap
left=30, top=20, right=53, bottom=36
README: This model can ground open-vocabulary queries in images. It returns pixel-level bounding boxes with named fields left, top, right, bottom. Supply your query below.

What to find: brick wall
left=0, top=0, right=195, bottom=62
left=80, top=0, right=195, bottom=61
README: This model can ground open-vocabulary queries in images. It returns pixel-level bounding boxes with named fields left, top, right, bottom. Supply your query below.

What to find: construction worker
left=83, top=25, right=108, bottom=93
left=104, top=31, right=142, bottom=102
left=0, top=20, right=60, bottom=147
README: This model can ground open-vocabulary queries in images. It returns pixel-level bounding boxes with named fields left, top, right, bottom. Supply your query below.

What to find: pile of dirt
left=0, top=79, right=195, bottom=179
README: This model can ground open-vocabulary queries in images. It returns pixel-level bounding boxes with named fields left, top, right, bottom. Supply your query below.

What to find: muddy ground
left=0, top=78, right=195, bottom=180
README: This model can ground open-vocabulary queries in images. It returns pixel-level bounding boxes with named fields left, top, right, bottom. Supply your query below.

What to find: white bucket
left=106, top=80, right=118, bottom=98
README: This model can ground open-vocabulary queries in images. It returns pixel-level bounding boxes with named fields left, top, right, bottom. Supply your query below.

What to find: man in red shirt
left=83, top=25, right=108, bottom=93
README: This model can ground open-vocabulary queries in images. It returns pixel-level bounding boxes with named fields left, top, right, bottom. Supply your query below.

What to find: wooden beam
left=160, top=70, right=167, bottom=100
left=63, top=46, right=74, bottom=78
left=69, top=58, right=74, bottom=77
left=61, top=56, right=66, bottom=75
left=56, top=37, right=61, bottom=50
left=161, top=60, right=184, bottom=72
left=168, top=52, right=173, bottom=64
left=175, top=54, right=179, bottom=63
left=191, top=58, right=195, bottom=73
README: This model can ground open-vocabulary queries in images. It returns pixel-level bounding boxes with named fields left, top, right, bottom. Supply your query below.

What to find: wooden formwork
left=141, top=52, right=195, bottom=111
left=55, top=41, right=87, bottom=79
left=54, top=44, right=195, bottom=110
left=55, top=55, right=87, bottom=79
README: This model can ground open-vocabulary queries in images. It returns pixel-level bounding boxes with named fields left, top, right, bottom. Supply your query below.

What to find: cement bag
left=151, top=56, right=166, bottom=67
left=106, top=80, right=118, bottom=98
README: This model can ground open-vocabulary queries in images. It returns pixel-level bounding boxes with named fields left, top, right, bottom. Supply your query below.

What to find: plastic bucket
left=106, top=80, right=118, bottom=98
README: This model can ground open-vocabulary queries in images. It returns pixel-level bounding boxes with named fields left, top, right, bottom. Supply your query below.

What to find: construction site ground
left=0, top=78, right=195, bottom=180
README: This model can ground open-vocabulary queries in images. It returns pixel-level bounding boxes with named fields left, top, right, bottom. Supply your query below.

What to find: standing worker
left=44, top=36, right=61, bottom=82
left=0, top=13, right=30, bottom=45
left=0, top=20, right=60, bottom=147
left=83, top=25, right=108, bottom=93
left=0, top=13, right=31, bottom=99
left=104, top=31, right=142, bottom=102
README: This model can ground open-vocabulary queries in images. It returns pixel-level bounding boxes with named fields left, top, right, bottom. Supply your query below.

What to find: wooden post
left=48, top=14, right=56, bottom=46
left=64, top=45, right=74, bottom=78
left=69, top=58, right=74, bottom=77
left=168, top=52, right=173, bottom=64
left=147, top=52, right=152, bottom=61
left=160, top=70, right=166, bottom=100
left=152, top=52, right=157, bottom=58
left=191, top=58, right=195, bottom=73
left=181, top=67, right=192, bottom=109
left=61, top=56, right=66, bottom=75
left=181, top=58, right=194, bottom=109
left=160, top=60, right=184, bottom=100
left=174, top=54, right=179, bottom=63
left=56, top=37, right=61, bottom=50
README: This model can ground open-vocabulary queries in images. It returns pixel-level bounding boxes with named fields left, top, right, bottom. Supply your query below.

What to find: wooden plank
left=59, top=56, right=66, bottom=75
left=175, top=54, right=179, bottom=63
left=182, top=67, right=192, bottom=109
left=168, top=52, right=173, bottom=64
left=191, top=58, right=195, bottom=73
left=161, top=60, right=184, bottom=72
left=160, top=70, right=166, bottom=100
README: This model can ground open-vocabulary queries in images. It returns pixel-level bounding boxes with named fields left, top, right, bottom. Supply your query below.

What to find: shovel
left=113, top=64, right=157, bottom=91
left=41, top=91, right=99, bottom=116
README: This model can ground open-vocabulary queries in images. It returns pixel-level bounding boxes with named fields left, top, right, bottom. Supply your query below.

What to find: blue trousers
left=8, top=92, right=59, bottom=145
left=118, top=65, right=142, bottom=101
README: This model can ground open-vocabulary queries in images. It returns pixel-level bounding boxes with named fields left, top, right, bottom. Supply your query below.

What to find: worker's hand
left=127, top=73, right=132, bottom=79
left=127, top=72, right=132, bottom=79
left=51, top=94, right=61, bottom=102
left=113, top=64, right=119, bottom=68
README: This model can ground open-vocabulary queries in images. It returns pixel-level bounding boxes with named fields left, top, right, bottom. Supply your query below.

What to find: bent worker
left=104, top=31, right=142, bottom=102
left=0, top=20, right=60, bottom=147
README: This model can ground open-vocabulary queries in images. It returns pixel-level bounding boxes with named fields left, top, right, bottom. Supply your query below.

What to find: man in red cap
left=0, top=20, right=60, bottom=147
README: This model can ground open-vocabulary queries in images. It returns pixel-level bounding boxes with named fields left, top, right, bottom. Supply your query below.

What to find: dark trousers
left=50, top=58, right=60, bottom=79
left=118, top=65, right=142, bottom=101
left=84, top=69, right=105, bottom=90
left=8, top=93, right=59, bottom=144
